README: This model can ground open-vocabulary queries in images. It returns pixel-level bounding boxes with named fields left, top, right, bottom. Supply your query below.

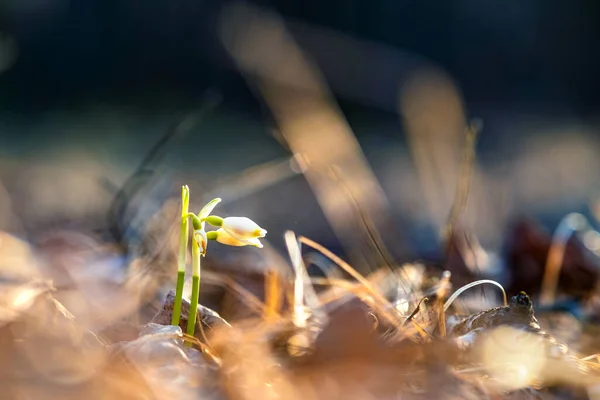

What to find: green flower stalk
left=170, top=187, right=267, bottom=345
left=171, top=185, right=190, bottom=326
left=186, top=230, right=204, bottom=346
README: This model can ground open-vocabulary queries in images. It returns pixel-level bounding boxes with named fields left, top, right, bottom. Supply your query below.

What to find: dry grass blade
left=181, top=333, right=222, bottom=365
left=436, top=271, right=452, bottom=337
left=298, top=236, right=404, bottom=332
left=314, top=277, right=431, bottom=341
left=310, top=276, right=361, bottom=290
left=285, top=231, right=308, bottom=329
left=540, top=213, right=588, bottom=306
left=581, top=353, right=600, bottom=363
left=316, top=279, right=373, bottom=309
left=264, top=269, right=282, bottom=323
left=443, top=121, right=481, bottom=245
left=444, top=279, right=507, bottom=312
left=284, top=231, right=327, bottom=330
left=329, top=165, right=398, bottom=274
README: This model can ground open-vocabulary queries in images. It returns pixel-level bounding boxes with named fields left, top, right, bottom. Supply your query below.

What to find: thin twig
left=444, top=279, right=507, bottom=312
left=403, top=296, right=429, bottom=325
left=330, top=166, right=399, bottom=273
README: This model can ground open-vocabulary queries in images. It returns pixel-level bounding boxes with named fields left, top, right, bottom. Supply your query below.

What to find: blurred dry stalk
left=399, top=69, right=469, bottom=234
left=540, top=213, right=594, bottom=306
left=264, top=269, right=282, bottom=323
left=219, top=3, right=399, bottom=274
left=399, top=69, right=509, bottom=258
left=444, top=122, right=480, bottom=246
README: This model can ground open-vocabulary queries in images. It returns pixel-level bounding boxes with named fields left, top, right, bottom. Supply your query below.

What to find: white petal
left=222, top=217, right=267, bottom=240
left=245, top=237, right=263, bottom=248
left=216, top=228, right=263, bottom=248
left=193, top=229, right=208, bottom=256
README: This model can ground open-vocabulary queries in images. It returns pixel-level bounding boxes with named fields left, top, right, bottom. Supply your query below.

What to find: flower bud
left=214, top=228, right=263, bottom=248
left=185, top=213, right=202, bottom=230
left=221, top=217, right=267, bottom=240
left=204, top=215, right=224, bottom=227
left=193, top=229, right=208, bottom=256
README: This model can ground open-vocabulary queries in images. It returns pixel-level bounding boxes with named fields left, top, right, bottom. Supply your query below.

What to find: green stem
left=171, top=270, right=186, bottom=326
left=185, top=237, right=201, bottom=346
left=171, top=185, right=190, bottom=326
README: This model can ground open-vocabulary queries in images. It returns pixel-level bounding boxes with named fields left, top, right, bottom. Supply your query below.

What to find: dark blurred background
left=1, top=0, right=598, bottom=110
left=1, top=0, right=599, bottom=264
